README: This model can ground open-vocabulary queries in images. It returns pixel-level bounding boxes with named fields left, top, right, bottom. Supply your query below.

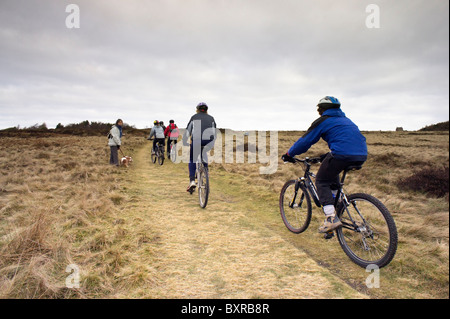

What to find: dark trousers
left=110, top=146, right=119, bottom=166
left=152, top=138, right=165, bottom=152
left=316, top=153, right=365, bottom=206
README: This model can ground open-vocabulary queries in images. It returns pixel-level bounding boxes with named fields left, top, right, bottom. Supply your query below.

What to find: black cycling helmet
left=196, top=102, right=208, bottom=111
left=317, top=96, right=341, bottom=109
left=169, top=119, right=174, bottom=124
left=153, top=120, right=159, bottom=125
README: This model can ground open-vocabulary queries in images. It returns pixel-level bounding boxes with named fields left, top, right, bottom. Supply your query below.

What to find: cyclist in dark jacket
left=282, top=96, right=367, bottom=233
left=183, top=102, right=217, bottom=192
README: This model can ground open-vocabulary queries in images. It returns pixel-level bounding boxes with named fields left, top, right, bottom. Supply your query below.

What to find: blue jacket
left=288, top=108, right=367, bottom=161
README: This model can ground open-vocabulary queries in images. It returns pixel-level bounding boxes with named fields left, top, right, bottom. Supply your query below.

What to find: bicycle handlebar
left=296, top=157, right=321, bottom=164
left=283, top=155, right=322, bottom=165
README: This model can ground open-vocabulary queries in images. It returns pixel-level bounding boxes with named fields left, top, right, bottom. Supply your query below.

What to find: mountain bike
left=188, top=154, right=209, bottom=209
left=151, top=141, right=165, bottom=165
left=279, top=156, right=398, bottom=268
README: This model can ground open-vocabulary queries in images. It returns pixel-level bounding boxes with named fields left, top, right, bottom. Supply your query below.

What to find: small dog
left=120, top=156, right=133, bottom=167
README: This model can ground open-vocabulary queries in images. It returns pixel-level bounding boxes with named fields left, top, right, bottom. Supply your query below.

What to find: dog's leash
left=119, top=147, right=126, bottom=158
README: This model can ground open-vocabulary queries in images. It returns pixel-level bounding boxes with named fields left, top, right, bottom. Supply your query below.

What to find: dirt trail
left=120, top=144, right=367, bottom=298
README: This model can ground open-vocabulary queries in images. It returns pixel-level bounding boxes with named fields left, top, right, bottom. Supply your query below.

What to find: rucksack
left=169, top=124, right=179, bottom=139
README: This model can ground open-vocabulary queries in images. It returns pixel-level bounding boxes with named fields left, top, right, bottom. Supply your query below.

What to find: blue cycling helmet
left=317, top=96, right=341, bottom=109
left=196, top=102, right=208, bottom=111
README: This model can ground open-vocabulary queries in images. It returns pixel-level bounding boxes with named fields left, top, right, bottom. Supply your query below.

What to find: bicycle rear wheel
left=336, top=193, right=398, bottom=268
left=279, top=180, right=312, bottom=233
left=151, top=151, right=157, bottom=163
left=198, top=166, right=209, bottom=208
left=158, top=147, right=164, bottom=165
left=170, top=143, right=177, bottom=163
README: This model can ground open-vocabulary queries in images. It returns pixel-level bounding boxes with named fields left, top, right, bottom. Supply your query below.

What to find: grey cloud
left=0, top=0, right=448, bottom=131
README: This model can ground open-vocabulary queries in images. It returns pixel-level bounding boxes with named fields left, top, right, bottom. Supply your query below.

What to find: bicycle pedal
left=323, top=231, right=334, bottom=240
left=188, top=185, right=196, bottom=194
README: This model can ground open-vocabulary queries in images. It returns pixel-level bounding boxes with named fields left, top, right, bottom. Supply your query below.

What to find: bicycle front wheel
left=151, top=151, right=157, bottom=163
left=198, top=166, right=209, bottom=208
left=279, top=180, right=312, bottom=233
left=336, top=193, right=398, bottom=268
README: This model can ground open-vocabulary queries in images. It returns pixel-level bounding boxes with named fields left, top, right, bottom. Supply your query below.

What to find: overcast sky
left=0, top=0, right=448, bottom=131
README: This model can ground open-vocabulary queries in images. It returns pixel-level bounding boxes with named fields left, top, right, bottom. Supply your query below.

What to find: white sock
left=323, top=205, right=335, bottom=217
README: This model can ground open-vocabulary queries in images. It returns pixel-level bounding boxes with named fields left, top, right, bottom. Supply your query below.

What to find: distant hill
left=0, top=121, right=148, bottom=137
left=419, top=121, right=449, bottom=131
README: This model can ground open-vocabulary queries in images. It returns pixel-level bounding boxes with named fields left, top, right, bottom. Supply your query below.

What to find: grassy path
left=118, top=144, right=367, bottom=299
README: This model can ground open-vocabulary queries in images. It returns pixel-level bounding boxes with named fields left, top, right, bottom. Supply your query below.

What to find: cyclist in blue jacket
left=282, top=96, right=368, bottom=233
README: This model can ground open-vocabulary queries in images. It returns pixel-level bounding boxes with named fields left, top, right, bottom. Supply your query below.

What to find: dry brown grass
left=0, top=130, right=448, bottom=299
left=0, top=134, right=144, bottom=298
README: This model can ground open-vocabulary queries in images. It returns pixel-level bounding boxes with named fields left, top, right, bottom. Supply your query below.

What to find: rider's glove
left=281, top=153, right=295, bottom=163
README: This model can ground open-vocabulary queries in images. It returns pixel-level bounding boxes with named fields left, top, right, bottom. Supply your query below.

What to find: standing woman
left=108, top=119, right=123, bottom=166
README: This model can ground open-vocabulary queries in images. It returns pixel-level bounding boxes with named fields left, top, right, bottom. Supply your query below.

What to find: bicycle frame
left=334, top=168, right=374, bottom=234
left=292, top=158, right=361, bottom=227
left=150, top=141, right=165, bottom=165
left=195, top=153, right=207, bottom=174
left=153, top=142, right=161, bottom=154
left=293, top=159, right=322, bottom=208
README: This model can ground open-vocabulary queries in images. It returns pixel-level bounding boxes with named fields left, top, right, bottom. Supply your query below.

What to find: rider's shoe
left=323, top=231, right=334, bottom=240
left=318, top=214, right=342, bottom=233
left=187, top=181, right=196, bottom=192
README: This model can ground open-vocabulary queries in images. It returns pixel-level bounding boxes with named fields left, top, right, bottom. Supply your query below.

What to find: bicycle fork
left=289, top=179, right=305, bottom=209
